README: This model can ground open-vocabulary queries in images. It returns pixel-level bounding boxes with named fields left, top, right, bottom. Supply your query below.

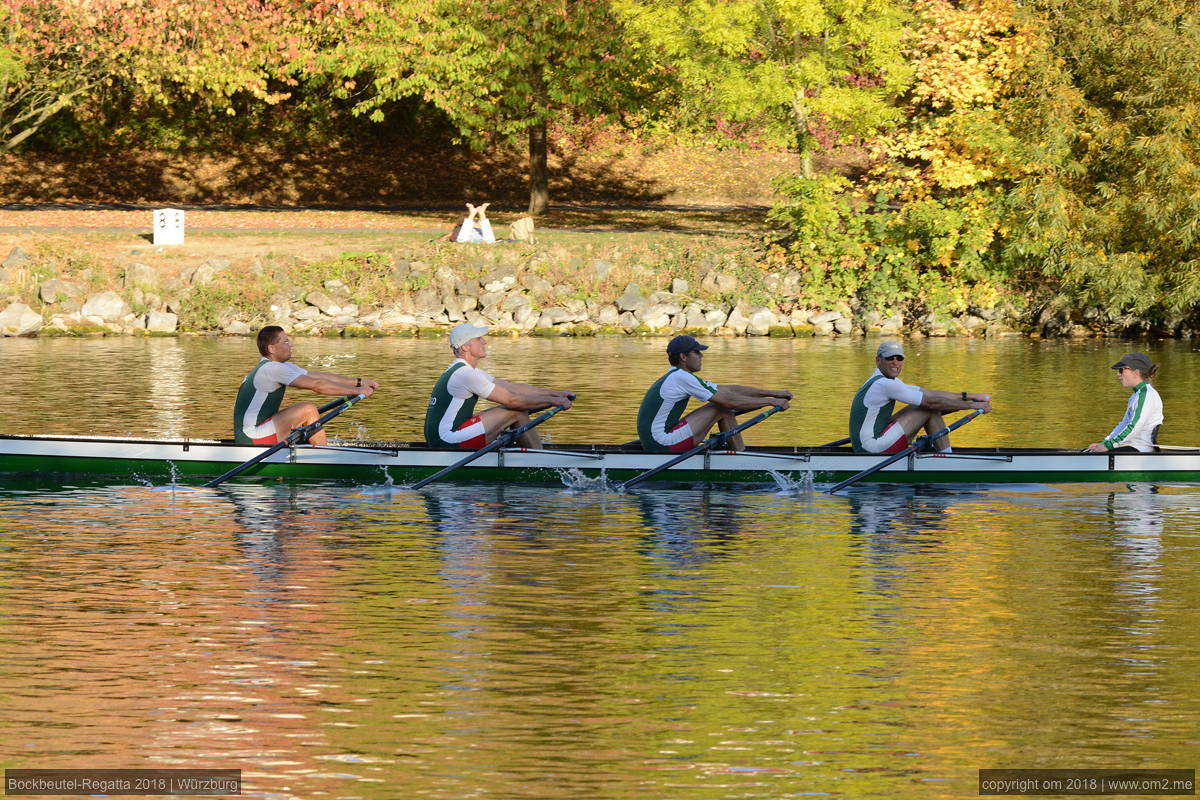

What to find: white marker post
left=152, top=208, right=185, bottom=245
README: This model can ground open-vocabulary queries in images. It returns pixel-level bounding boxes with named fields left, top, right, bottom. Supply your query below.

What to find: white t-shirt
left=862, top=370, right=924, bottom=409
left=446, top=359, right=496, bottom=401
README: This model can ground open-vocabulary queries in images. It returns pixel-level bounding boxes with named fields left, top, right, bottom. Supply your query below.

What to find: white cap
left=449, top=323, right=488, bottom=350
left=876, top=341, right=904, bottom=359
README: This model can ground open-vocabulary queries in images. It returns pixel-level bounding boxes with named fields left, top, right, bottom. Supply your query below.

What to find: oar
left=826, top=408, right=987, bottom=494
left=203, top=393, right=368, bottom=488
left=411, top=403, right=569, bottom=489
left=619, top=405, right=785, bottom=491
left=818, top=436, right=851, bottom=448
left=316, top=396, right=352, bottom=414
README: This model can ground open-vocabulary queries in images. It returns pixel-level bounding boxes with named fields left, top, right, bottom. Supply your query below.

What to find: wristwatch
left=356, top=377, right=362, bottom=388
left=961, top=391, right=968, bottom=401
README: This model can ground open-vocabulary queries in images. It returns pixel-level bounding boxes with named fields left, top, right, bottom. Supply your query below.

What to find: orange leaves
left=908, top=0, right=1031, bottom=112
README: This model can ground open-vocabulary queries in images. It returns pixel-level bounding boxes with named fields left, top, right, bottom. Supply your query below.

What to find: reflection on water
left=3, top=332, right=1199, bottom=798
left=0, top=478, right=1197, bottom=799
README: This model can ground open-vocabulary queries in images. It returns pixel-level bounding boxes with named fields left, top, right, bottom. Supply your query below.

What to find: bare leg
left=478, top=406, right=542, bottom=448
left=923, top=412, right=950, bottom=451
left=715, top=413, right=745, bottom=450
left=684, top=403, right=744, bottom=450
left=272, top=402, right=327, bottom=445
left=891, top=406, right=951, bottom=451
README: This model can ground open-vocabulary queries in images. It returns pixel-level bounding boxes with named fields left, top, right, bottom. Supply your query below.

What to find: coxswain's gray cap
left=449, top=323, right=488, bottom=349
left=1112, top=352, right=1154, bottom=373
left=876, top=341, right=904, bottom=359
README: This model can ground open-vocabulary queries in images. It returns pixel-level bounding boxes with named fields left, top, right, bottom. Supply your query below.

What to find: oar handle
left=317, top=395, right=354, bottom=414
left=290, top=393, right=368, bottom=445
left=909, top=407, right=986, bottom=453
left=708, top=404, right=784, bottom=451
left=497, top=403, right=567, bottom=447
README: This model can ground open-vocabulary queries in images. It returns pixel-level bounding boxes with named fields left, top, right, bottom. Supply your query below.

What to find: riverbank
left=0, top=212, right=1032, bottom=340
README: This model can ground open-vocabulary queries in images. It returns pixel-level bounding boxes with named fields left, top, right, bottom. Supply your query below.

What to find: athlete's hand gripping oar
left=620, top=404, right=785, bottom=491
left=411, top=403, right=570, bottom=490
left=203, top=394, right=368, bottom=488
left=826, top=408, right=987, bottom=494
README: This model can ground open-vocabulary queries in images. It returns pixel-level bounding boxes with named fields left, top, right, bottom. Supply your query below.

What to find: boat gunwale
left=3, top=432, right=1200, bottom=458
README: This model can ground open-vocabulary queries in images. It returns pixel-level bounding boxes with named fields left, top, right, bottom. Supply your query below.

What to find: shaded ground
left=0, top=140, right=802, bottom=210
left=0, top=138, right=817, bottom=261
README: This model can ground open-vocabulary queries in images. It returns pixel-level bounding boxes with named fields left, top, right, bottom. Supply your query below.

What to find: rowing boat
left=3, top=433, right=1200, bottom=486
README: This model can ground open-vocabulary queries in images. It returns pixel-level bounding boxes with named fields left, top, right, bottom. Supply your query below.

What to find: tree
left=326, top=0, right=658, bottom=214
left=0, top=0, right=354, bottom=154
left=614, top=0, right=910, bottom=178
left=1000, top=0, right=1200, bottom=330
left=763, top=0, right=1030, bottom=318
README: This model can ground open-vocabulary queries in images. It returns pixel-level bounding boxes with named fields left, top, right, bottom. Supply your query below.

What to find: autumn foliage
left=5, top=0, right=1200, bottom=330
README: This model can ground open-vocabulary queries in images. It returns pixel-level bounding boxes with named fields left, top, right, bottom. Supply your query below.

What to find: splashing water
left=150, top=461, right=204, bottom=494
left=768, top=469, right=813, bottom=494
left=356, top=465, right=404, bottom=496
left=557, top=468, right=614, bottom=492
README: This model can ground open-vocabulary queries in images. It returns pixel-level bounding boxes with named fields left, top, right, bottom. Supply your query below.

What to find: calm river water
left=1, top=336, right=1198, bottom=799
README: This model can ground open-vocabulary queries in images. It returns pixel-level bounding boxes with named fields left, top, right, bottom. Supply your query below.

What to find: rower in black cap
left=635, top=335, right=792, bottom=453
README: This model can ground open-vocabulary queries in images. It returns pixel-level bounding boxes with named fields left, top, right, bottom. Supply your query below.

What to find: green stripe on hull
left=5, top=452, right=1200, bottom=486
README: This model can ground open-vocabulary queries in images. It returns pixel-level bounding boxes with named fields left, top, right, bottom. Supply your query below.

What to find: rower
left=424, top=323, right=574, bottom=450
left=636, top=335, right=792, bottom=453
left=234, top=325, right=379, bottom=446
left=849, top=341, right=990, bottom=454
left=1085, top=352, right=1163, bottom=453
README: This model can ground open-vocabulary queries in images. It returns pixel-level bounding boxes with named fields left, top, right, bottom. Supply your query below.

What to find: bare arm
left=291, top=371, right=379, bottom=397
left=489, top=378, right=573, bottom=411
left=919, top=389, right=990, bottom=413
left=710, top=385, right=791, bottom=411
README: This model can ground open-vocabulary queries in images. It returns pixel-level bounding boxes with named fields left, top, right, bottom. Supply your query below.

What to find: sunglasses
left=882, top=355, right=904, bottom=362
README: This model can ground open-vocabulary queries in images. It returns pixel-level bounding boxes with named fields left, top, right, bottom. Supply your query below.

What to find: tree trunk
left=527, top=64, right=550, bottom=215
left=791, top=92, right=815, bottom=179
left=528, top=121, right=549, bottom=215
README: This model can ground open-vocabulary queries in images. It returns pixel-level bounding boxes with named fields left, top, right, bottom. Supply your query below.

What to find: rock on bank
left=0, top=238, right=1023, bottom=339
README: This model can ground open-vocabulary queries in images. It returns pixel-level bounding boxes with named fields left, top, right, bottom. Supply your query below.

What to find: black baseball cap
left=667, top=335, right=709, bottom=355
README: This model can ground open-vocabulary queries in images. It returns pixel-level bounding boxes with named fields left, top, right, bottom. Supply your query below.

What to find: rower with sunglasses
left=849, top=341, right=992, bottom=454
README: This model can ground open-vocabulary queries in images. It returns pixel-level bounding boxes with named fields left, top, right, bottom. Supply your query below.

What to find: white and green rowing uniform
left=637, top=368, right=718, bottom=453
left=1102, top=381, right=1163, bottom=452
left=849, top=369, right=924, bottom=453
left=233, top=358, right=308, bottom=444
left=424, top=359, right=496, bottom=449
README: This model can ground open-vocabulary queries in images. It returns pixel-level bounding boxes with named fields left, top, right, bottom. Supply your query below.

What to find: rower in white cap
left=849, top=341, right=991, bottom=454
left=424, top=323, right=575, bottom=450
